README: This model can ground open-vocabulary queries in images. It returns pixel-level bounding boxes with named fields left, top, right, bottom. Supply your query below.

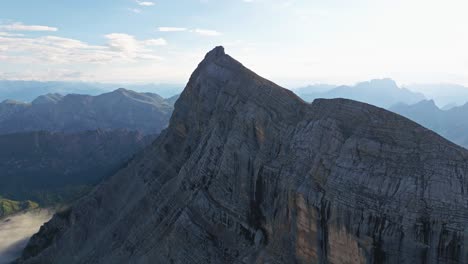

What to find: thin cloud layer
left=135, top=0, right=155, bottom=6
left=0, top=33, right=166, bottom=65
left=0, top=22, right=58, bottom=32
left=157, top=27, right=221, bottom=36
left=192, top=28, right=221, bottom=36
left=0, top=210, right=53, bottom=264
left=158, top=27, right=187, bottom=32
left=1, top=0, right=468, bottom=86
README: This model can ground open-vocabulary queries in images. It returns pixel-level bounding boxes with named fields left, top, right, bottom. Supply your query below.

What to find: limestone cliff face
left=16, top=47, right=468, bottom=264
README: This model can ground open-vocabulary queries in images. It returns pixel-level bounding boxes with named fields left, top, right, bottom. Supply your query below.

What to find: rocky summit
left=16, top=47, right=468, bottom=264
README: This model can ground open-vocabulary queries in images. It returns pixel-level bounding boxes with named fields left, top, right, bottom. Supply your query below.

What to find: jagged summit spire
left=204, top=46, right=225, bottom=60
left=182, top=45, right=304, bottom=116
left=195, top=46, right=228, bottom=69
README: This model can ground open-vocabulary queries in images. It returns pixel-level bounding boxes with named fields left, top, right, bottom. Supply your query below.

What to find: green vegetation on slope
left=24, top=185, right=94, bottom=206
left=0, top=197, right=39, bottom=218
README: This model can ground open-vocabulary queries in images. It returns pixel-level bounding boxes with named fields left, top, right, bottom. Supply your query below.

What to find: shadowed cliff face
left=16, top=47, right=468, bottom=264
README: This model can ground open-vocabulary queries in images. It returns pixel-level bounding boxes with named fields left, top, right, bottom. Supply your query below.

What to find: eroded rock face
left=16, top=47, right=468, bottom=264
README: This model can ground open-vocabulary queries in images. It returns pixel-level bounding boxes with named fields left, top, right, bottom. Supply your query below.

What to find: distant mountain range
left=293, top=84, right=338, bottom=95
left=0, top=88, right=173, bottom=135
left=294, top=79, right=426, bottom=108
left=406, top=83, right=468, bottom=107
left=390, top=100, right=468, bottom=148
left=4, top=79, right=468, bottom=111
left=294, top=81, right=468, bottom=110
left=0, top=130, right=155, bottom=206
left=0, top=80, right=183, bottom=102
left=0, top=88, right=176, bottom=218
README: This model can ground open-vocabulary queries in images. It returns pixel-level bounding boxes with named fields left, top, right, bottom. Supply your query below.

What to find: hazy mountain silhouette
left=296, top=78, right=425, bottom=108
left=0, top=89, right=173, bottom=212
left=0, top=88, right=173, bottom=135
left=391, top=100, right=468, bottom=148
left=0, top=80, right=183, bottom=102
left=0, top=81, right=106, bottom=102
left=292, top=84, right=337, bottom=94
left=406, top=83, right=468, bottom=107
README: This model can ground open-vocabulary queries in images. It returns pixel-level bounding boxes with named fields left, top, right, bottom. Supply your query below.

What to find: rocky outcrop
left=0, top=89, right=173, bottom=135
left=16, top=47, right=468, bottom=264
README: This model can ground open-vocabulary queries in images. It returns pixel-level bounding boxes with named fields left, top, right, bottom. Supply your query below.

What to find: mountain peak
left=204, top=46, right=225, bottom=61
left=17, top=47, right=468, bottom=264
left=362, top=78, right=398, bottom=89
left=191, top=46, right=229, bottom=74
left=103, top=88, right=135, bottom=98
left=417, top=99, right=437, bottom=107
left=32, top=93, right=63, bottom=105
left=177, top=46, right=304, bottom=130
left=115, top=88, right=129, bottom=92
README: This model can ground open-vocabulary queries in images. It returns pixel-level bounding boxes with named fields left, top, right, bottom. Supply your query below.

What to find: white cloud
left=0, top=32, right=24, bottom=37
left=157, top=27, right=222, bottom=37
left=0, top=35, right=112, bottom=64
left=144, top=38, right=167, bottom=46
left=105, top=33, right=140, bottom=55
left=105, top=33, right=166, bottom=60
left=0, top=210, right=53, bottom=264
left=0, top=33, right=166, bottom=66
left=192, top=28, right=221, bottom=36
left=136, top=0, right=155, bottom=6
left=42, top=36, right=102, bottom=49
left=0, top=23, right=58, bottom=32
left=158, top=27, right=187, bottom=32
left=0, top=69, right=96, bottom=81
left=129, top=8, right=142, bottom=13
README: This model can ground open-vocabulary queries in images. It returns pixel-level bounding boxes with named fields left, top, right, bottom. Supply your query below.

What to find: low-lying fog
left=0, top=210, right=53, bottom=264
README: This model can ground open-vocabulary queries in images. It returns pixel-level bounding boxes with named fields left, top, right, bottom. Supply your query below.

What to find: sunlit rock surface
left=16, top=47, right=468, bottom=264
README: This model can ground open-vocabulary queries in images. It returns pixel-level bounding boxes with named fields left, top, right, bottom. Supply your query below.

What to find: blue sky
left=0, top=0, right=467, bottom=87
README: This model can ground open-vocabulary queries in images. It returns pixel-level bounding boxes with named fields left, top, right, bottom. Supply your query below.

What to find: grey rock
left=16, top=46, right=468, bottom=264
